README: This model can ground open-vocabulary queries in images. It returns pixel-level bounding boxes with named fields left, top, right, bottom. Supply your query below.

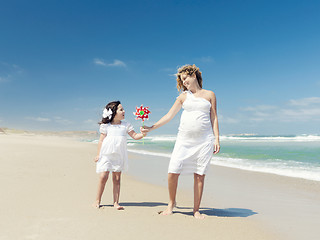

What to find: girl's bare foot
left=114, top=203, right=124, bottom=210
left=92, top=201, right=101, bottom=209
left=194, top=211, right=205, bottom=219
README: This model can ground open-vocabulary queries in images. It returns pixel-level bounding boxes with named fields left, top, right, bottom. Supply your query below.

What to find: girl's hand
left=213, top=140, right=220, bottom=154
left=141, top=125, right=152, bottom=133
left=139, top=127, right=147, bottom=137
left=94, top=155, right=99, bottom=162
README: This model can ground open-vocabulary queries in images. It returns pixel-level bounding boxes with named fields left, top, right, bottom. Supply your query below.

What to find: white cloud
left=240, top=97, right=320, bottom=122
left=109, top=59, right=126, bottom=67
left=84, top=119, right=99, bottom=129
left=288, top=97, right=320, bottom=106
left=54, top=117, right=73, bottom=125
left=159, top=68, right=177, bottom=77
left=84, top=119, right=97, bottom=124
left=0, top=62, right=24, bottom=83
left=94, top=58, right=106, bottom=66
left=0, top=76, right=8, bottom=82
left=84, top=119, right=94, bottom=123
left=26, top=117, right=51, bottom=122
left=241, top=105, right=277, bottom=111
left=219, top=114, right=239, bottom=124
left=25, top=116, right=73, bottom=125
left=249, top=118, right=265, bottom=122
left=94, top=58, right=126, bottom=67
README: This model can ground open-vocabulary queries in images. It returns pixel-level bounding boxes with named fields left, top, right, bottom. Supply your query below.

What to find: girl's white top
left=96, top=121, right=134, bottom=173
left=169, top=91, right=215, bottom=175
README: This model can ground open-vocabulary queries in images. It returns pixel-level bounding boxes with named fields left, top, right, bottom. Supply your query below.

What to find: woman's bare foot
left=92, top=201, right=100, bottom=209
left=159, top=202, right=176, bottom=215
left=159, top=208, right=173, bottom=215
left=194, top=211, right=205, bottom=219
left=114, top=203, right=124, bottom=210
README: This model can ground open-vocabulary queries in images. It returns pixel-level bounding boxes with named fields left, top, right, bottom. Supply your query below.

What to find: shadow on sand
left=100, top=202, right=167, bottom=208
left=174, top=206, right=258, bottom=217
left=100, top=202, right=257, bottom=218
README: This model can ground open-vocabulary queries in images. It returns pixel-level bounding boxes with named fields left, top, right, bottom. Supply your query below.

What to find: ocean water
left=125, top=134, right=320, bottom=182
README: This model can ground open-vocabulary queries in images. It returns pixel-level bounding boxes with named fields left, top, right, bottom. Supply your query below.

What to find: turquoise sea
left=123, top=134, right=320, bottom=182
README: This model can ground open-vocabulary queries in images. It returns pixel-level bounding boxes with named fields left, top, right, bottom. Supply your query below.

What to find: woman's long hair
left=176, top=64, right=203, bottom=92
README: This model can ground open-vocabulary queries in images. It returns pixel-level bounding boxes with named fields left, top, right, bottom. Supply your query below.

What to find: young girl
left=142, top=64, right=220, bottom=219
left=93, top=100, right=146, bottom=209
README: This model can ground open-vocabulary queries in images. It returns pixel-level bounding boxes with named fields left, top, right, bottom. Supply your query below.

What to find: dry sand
left=0, top=133, right=278, bottom=240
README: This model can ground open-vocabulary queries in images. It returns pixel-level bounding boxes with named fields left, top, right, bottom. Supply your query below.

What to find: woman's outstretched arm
left=142, top=94, right=185, bottom=132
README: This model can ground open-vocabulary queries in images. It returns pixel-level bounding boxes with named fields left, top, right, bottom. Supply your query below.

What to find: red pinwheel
left=133, top=105, right=151, bottom=144
left=134, top=105, right=151, bottom=122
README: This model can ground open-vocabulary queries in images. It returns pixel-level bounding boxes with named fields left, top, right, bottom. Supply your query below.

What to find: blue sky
left=1, top=0, right=320, bottom=135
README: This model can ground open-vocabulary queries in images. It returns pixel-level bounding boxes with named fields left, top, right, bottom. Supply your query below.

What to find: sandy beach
left=127, top=152, right=320, bottom=240
left=1, top=132, right=319, bottom=239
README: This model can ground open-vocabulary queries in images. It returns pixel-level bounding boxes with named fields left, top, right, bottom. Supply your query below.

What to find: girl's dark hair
left=99, top=101, right=121, bottom=125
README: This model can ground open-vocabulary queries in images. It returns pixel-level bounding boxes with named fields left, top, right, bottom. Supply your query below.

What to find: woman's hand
left=94, top=155, right=99, bottom=162
left=213, top=140, right=220, bottom=154
left=141, top=125, right=152, bottom=134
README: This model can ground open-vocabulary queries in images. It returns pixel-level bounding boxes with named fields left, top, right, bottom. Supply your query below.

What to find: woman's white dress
left=168, top=91, right=215, bottom=175
left=96, top=121, right=134, bottom=173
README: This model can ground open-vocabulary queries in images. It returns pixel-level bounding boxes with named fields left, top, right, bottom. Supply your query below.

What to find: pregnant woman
left=142, top=64, right=220, bottom=219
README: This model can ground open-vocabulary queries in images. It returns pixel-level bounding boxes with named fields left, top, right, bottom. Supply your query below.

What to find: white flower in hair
left=102, top=108, right=113, bottom=119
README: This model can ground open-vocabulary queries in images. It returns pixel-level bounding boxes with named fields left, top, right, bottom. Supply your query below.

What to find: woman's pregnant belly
left=178, top=111, right=212, bottom=137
